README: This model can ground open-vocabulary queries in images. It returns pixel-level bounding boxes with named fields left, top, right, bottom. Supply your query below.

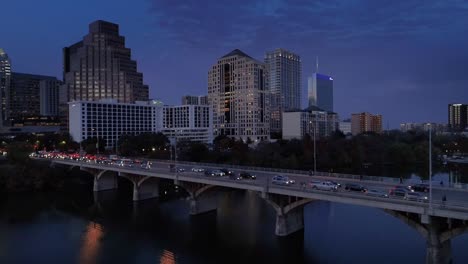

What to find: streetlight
left=428, top=123, right=433, bottom=209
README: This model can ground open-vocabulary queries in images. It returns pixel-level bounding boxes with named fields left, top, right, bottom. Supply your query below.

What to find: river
left=0, top=172, right=467, bottom=264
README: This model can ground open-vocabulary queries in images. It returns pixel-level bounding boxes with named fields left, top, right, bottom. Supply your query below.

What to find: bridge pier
left=177, top=181, right=218, bottom=215
left=386, top=210, right=468, bottom=264
left=276, top=206, right=304, bottom=236
left=119, top=173, right=160, bottom=202
left=263, top=194, right=312, bottom=236
left=426, top=226, right=452, bottom=264
left=80, top=168, right=118, bottom=192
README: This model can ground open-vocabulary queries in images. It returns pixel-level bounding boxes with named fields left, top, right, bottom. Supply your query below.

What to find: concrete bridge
left=47, top=158, right=468, bottom=264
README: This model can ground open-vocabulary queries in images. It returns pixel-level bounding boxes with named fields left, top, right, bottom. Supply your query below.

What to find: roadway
left=44, top=157, right=468, bottom=220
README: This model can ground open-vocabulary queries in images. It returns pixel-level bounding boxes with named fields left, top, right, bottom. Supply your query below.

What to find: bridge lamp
left=152, top=147, right=156, bottom=151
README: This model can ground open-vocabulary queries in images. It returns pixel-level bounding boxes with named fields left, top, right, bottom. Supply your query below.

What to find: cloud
left=147, top=0, right=468, bottom=48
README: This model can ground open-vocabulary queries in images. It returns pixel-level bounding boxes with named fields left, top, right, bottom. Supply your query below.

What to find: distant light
left=329, top=77, right=333, bottom=81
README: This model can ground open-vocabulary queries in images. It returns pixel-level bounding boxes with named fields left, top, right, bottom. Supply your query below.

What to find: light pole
left=429, top=123, right=433, bottom=209
left=313, top=113, right=318, bottom=175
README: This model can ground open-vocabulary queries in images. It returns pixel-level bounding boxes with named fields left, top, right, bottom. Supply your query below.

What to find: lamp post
left=314, top=112, right=318, bottom=175
left=429, top=123, right=433, bottom=209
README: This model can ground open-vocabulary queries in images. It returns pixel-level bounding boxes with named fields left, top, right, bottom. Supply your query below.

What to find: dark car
left=345, top=183, right=367, bottom=192
left=389, top=187, right=408, bottom=197
left=239, top=171, right=256, bottom=180
left=220, top=168, right=234, bottom=176
left=412, top=184, right=430, bottom=193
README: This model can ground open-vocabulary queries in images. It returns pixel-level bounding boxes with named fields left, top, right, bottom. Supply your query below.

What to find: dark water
left=1, top=178, right=468, bottom=264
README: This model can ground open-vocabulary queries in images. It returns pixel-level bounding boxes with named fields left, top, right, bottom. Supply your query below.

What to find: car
left=309, top=181, right=338, bottom=191
left=404, top=192, right=428, bottom=202
left=239, top=171, right=256, bottom=180
left=412, top=184, right=430, bottom=193
left=210, top=169, right=225, bottom=177
left=329, top=181, right=341, bottom=188
left=389, top=188, right=407, bottom=197
left=176, top=167, right=185, bottom=173
left=191, top=167, right=205, bottom=173
left=366, top=189, right=389, bottom=198
left=229, top=173, right=242, bottom=180
left=220, top=168, right=234, bottom=176
left=140, top=161, right=151, bottom=170
left=344, top=183, right=367, bottom=192
left=272, top=175, right=294, bottom=185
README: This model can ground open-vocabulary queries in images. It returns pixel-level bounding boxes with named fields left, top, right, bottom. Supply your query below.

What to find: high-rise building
left=400, top=122, right=446, bottom=134
left=63, top=20, right=149, bottom=103
left=265, top=48, right=301, bottom=134
left=40, top=79, right=62, bottom=116
left=448, top=104, right=468, bottom=132
left=181, top=95, right=208, bottom=105
left=339, top=119, right=352, bottom=135
left=351, top=112, right=382, bottom=135
left=208, top=49, right=270, bottom=142
left=162, top=104, right=213, bottom=144
left=9, top=73, right=60, bottom=121
left=0, top=49, right=11, bottom=123
left=282, top=106, right=339, bottom=140
left=308, top=73, right=333, bottom=112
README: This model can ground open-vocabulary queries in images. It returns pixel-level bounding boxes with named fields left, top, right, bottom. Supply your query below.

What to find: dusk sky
left=2, top=0, right=468, bottom=128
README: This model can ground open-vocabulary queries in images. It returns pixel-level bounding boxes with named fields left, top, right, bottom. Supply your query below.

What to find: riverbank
left=0, top=159, right=67, bottom=193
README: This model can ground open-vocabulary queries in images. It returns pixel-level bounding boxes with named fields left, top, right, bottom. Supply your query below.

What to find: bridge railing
left=149, top=158, right=468, bottom=190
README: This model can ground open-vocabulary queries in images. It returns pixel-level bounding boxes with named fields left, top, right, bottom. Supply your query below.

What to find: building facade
left=0, top=49, right=11, bottom=123
left=69, top=100, right=213, bottom=148
left=282, top=106, right=339, bottom=140
left=181, top=95, right=208, bottom=105
left=63, top=20, right=149, bottom=104
left=264, top=48, right=301, bottom=134
left=448, top=104, right=467, bottom=132
left=9, top=73, right=60, bottom=121
left=69, top=99, right=162, bottom=148
left=208, top=49, right=270, bottom=142
left=162, top=104, right=213, bottom=144
left=400, top=122, right=446, bottom=134
left=308, top=73, right=333, bottom=112
left=40, top=79, right=62, bottom=116
left=339, top=119, right=352, bottom=135
left=351, top=112, right=382, bottom=135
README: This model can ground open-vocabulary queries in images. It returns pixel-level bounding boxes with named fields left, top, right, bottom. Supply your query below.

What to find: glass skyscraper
left=0, top=49, right=11, bottom=123
left=265, top=48, right=301, bottom=134
left=308, top=73, right=333, bottom=112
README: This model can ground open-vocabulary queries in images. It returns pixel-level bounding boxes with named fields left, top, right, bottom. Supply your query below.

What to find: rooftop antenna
left=316, top=56, right=319, bottom=73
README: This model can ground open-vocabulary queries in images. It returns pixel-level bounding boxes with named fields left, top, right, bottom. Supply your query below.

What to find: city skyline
left=2, top=0, right=468, bottom=128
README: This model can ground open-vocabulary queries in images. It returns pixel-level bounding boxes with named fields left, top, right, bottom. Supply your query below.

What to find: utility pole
left=314, top=112, right=317, bottom=175
left=429, top=124, right=433, bottom=209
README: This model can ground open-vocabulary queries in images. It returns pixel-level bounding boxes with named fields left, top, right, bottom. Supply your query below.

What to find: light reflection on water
left=0, top=183, right=467, bottom=264
left=79, top=222, right=103, bottom=264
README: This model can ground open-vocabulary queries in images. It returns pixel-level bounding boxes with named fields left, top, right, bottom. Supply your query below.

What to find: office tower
left=40, top=79, right=62, bottom=116
left=63, top=20, right=149, bottom=103
left=282, top=106, right=339, bottom=140
left=162, top=104, right=213, bottom=144
left=308, top=73, right=333, bottom=112
left=339, top=119, right=352, bottom=135
left=448, top=104, right=468, bottom=132
left=265, top=48, right=301, bottom=134
left=9, top=73, right=59, bottom=121
left=0, top=49, right=11, bottom=123
left=208, top=49, right=270, bottom=142
left=182, top=95, right=208, bottom=105
left=351, top=112, right=382, bottom=135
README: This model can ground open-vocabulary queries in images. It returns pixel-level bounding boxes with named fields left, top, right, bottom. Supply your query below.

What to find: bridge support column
left=275, top=206, right=304, bottom=236
left=426, top=217, right=452, bottom=264
left=263, top=194, right=312, bottom=236
left=93, top=173, right=118, bottom=192
left=188, top=196, right=217, bottom=215
left=119, top=173, right=160, bottom=202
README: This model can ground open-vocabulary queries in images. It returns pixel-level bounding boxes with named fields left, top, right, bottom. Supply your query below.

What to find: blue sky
left=2, top=0, right=468, bottom=128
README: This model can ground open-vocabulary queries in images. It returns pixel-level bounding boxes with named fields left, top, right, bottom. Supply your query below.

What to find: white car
left=309, top=181, right=338, bottom=191
left=191, top=167, right=205, bottom=172
left=272, top=175, right=294, bottom=185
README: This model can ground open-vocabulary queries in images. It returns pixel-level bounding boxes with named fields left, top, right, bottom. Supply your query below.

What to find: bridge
left=44, top=157, right=468, bottom=264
